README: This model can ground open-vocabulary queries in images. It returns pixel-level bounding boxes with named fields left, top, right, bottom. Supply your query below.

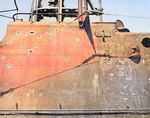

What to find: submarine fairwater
left=0, top=0, right=150, bottom=117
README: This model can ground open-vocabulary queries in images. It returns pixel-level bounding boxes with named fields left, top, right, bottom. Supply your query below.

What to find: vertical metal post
left=99, top=0, right=103, bottom=22
left=34, top=0, right=38, bottom=21
left=29, top=0, right=35, bottom=22
left=58, top=0, right=62, bottom=22
left=85, top=0, right=88, bottom=15
left=78, top=0, right=83, bottom=16
left=82, top=0, right=86, bottom=13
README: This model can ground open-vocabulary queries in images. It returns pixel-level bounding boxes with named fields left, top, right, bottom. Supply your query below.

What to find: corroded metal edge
left=0, top=109, right=150, bottom=115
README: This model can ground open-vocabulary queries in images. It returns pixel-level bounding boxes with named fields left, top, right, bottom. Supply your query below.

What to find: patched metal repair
left=28, top=49, right=34, bottom=54
left=34, top=43, right=39, bottom=48
left=0, top=0, right=150, bottom=116
left=64, top=57, right=70, bottom=61
left=76, top=38, right=80, bottom=41
left=2, top=56, right=6, bottom=60
left=6, top=64, right=13, bottom=69
left=93, top=50, right=99, bottom=54
left=7, top=40, right=13, bottom=45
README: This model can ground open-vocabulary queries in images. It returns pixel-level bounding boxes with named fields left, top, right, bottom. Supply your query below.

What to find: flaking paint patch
left=93, top=50, right=99, bottom=54
left=64, top=57, right=70, bottom=61
left=39, top=93, right=42, bottom=96
left=27, top=93, right=30, bottom=97
left=6, top=64, right=13, bottom=69
left=93, top=74, right=99, bottom=95
left=110, top=73, right=114, bottom=77
left=7, top=40, right=13, bottom=45
left=143, top=59, right=145, bottom=63
left=107, top=58, right=113, bottom=65
left=76, top=38, right=80, bottom=41
left=93, top=74, right=99, bottom=89
left=113, top=58, right=132, bottom=80
left=2, top=56, right=6, bottom=60
left=100, top=60, right=103, bottom=64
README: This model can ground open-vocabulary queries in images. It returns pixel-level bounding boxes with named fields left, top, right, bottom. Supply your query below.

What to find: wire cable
left=0, top=9, right=17, bottom=13
left=104, top=13, right=150, bottom=20
left=0, top=14, right=13, bottom=19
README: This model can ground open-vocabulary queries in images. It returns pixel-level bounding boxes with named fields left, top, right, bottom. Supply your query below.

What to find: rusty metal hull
left=0, top=21, right=150, bottom=117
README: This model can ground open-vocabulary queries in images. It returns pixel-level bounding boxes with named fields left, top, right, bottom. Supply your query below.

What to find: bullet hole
left=28, top=49, right=34, bottom=54
left=30, top=31, right=34, bottom=34
left=127, top=106, right=129, bottom=109
left=67, top=28, right=70, bottom=32
left=25, top=32, right=28, bottom=36
left=141, top=38, right=150, bottom=48
left=34, top=43, right=39, bottom=48
left=38, top=35, right=42, bottom=39
left=51, top=32, right=54, bottom=35
left=47, top=31, right=50, bottom=34
left=72, top=29, right=75, bottom=32
left=76, top=38, right=80, bottom=41
left=16, top=31, right=21, bottom=35
left=29, top=31, right=35, bottom=35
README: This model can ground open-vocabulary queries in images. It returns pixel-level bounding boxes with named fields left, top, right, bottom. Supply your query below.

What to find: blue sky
left=0, top=0, right=150, bottom=40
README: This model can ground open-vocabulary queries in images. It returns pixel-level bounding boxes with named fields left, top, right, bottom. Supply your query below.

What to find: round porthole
left=141, top=38, right=150, bottom=48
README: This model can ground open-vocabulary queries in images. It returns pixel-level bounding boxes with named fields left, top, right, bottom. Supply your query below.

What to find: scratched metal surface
left=0, top=115, right=149, bottom=118
left=0, top=21, right=150, bottom=117
left=0, top=110, right=150, bottom=118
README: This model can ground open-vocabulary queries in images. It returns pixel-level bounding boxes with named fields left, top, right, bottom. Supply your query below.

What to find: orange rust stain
left=0, top=22, right=103, bottom=90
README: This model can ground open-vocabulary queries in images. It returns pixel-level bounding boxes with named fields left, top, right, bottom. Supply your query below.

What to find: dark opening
left=118, top=28, right=130, bottom=32
left=141, top=38, right=150, bottom=48
left=30, top=31, right=34, bottom=35
left=129, top=45, right=141, bottom=64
